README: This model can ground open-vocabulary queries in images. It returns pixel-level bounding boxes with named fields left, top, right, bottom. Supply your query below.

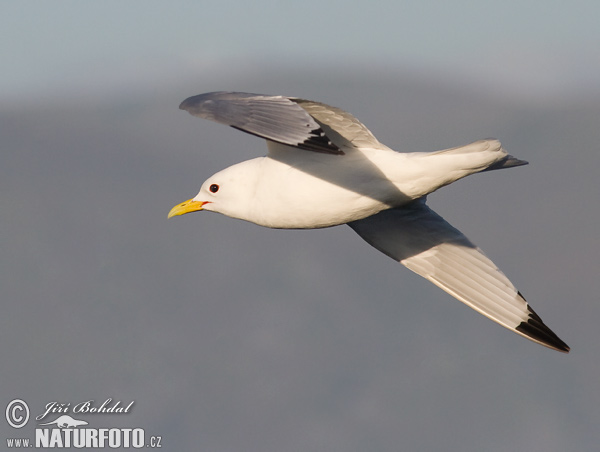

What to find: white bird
left=169, top=91, right=569, bottom=353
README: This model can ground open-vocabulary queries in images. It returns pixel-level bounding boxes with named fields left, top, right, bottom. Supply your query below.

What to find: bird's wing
left=348, top=199, right=569, bottom=352
left=292, top=98, right=390, bottom=151
left=179, top=91, right=389, bottom=155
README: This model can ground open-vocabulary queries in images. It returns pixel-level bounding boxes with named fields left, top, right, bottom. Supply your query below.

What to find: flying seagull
left=169, top=91, right=569, bottom=353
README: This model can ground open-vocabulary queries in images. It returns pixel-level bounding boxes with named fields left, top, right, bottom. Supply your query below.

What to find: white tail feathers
left=432, top=138, right=528, bottom=172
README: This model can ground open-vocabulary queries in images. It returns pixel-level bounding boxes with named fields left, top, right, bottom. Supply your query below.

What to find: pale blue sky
left=3, top=2, right=600, bottom=450
left=3, top=0, right=600, bottom=102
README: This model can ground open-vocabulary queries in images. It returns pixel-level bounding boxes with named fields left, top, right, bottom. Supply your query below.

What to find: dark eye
left=209, top=184, right=219, bottom=193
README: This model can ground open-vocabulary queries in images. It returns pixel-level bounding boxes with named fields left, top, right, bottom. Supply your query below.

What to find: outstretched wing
left=348, top=199, right=569, bottom=352
left=179, top=91, right=388, bottom=154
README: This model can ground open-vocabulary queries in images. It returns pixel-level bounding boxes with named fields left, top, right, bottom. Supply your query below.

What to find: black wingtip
left=516, top=304, right=570, bottom=353
left=298, top=129, right=345, bottom=155
left=229, top=125, right=345, bottom=155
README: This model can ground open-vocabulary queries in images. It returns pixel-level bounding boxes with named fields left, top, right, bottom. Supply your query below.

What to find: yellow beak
left=168, top=199, right=206, bottom=218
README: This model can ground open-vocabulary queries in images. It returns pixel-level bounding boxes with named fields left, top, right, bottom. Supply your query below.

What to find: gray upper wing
left=348, top=199, right=569, bottom=352
left=292, top=98, right=389, bottom=151
left=179, top=91, right=387, bottom=154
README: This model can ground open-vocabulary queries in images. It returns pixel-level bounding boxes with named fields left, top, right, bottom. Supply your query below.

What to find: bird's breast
left=248, top=155, right=411, bottom=229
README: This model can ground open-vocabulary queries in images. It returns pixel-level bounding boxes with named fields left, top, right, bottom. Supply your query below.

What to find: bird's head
left=168, top=160, right=260, bottom=221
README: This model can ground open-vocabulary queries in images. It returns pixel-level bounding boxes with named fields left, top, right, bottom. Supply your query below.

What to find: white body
left=197, top=140, right=506, bottom=229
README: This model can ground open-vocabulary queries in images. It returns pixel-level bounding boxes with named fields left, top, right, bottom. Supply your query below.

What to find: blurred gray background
left=2, top=1, right=599, bottom=450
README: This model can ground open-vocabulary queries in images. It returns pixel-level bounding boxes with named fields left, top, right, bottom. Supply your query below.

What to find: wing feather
left=179, top=91, right=389, bottom=154
left=348, top=200, right=569, bottom=352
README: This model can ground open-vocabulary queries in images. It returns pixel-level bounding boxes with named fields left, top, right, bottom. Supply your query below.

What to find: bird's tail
left=480, top=154, right=529, bottom=172
left=405, top=139, right=528, bottom=200
left=430, top=138, right=528, bottom=173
